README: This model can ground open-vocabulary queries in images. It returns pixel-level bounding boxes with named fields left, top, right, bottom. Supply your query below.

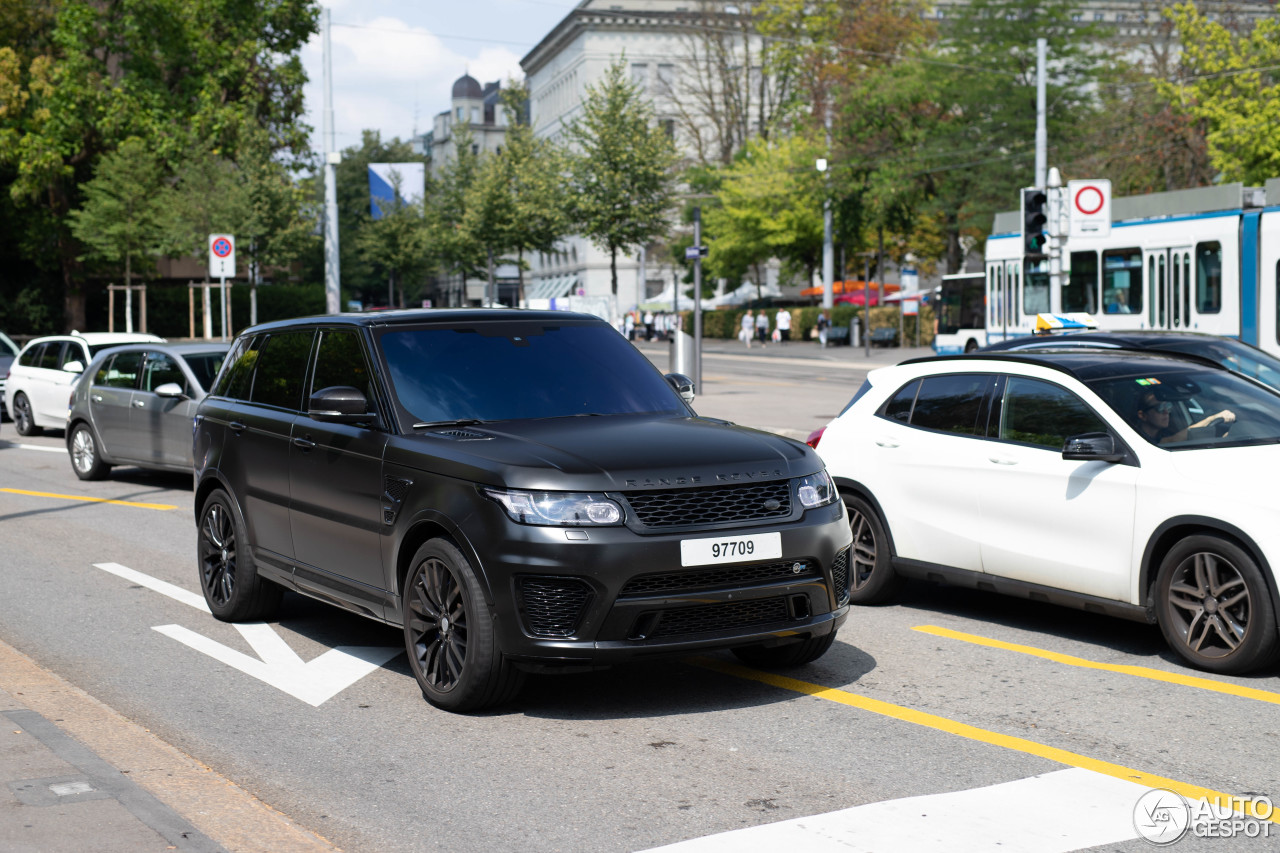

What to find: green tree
left=0, top=0, right=318, bottom=330
left=67, top=138, right=169, bottom=326
left=1158, top=2, right=1280, bottom=185
left=354, top=191, right=435, bottom=310
left=566, top=60, right=678, bottom=296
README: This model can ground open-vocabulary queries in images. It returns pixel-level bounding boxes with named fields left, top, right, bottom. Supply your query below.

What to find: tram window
left=1103, top=249, right=1142, bottom=315
left=1196, top=242, right=1222, bottom=313
left=1024, top=259, right=1048, bottom=314
left=1065, top=251, right=1098, bottom=313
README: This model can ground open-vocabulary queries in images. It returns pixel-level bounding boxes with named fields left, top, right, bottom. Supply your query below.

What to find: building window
left=472, top=143, right=479, bottom=155
left=631, top=63, right=649, bottom=91
left=1071, top=13, right=1081, bottom=21
left=657, top=64, right=675, bottom=93
left=471, top=106, right=480, bottom=123
left=661, top=119, right=675, bottom=139
left=457, top=107, right=464, bottom=120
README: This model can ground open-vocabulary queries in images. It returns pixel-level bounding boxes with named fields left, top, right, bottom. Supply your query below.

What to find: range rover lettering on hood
left=623, top=469, right=785, bottom=488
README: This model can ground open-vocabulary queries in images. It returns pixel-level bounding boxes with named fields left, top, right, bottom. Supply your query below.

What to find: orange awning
left=799, top=280, right=900, bottom=298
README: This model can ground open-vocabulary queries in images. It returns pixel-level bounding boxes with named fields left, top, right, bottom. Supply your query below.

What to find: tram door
left=1145, top=246, right=1193, bottom=330
left=986, top=259, right=1022, bottom=342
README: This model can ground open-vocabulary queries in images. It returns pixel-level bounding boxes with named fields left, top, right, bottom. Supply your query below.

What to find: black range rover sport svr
left=193, top=310, right=852, bottom=711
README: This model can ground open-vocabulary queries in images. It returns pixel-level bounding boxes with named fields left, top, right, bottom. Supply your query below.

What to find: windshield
left=377, top=321, right=686, bottom=427
left=0, top=332, right=17, bottom=357
left=1155, top=338, right=1280, bottom=395
left=1085, top=363, right=1280, bottom=449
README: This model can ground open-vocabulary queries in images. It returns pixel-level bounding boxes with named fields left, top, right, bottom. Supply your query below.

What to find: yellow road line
left=0, top=487, right=176, bottom=511
left=690, top=656, right=1278, bottom=822
left=914, top=625, right=1280, bottom=706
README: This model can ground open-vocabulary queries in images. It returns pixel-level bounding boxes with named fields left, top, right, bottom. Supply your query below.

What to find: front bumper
left=460, top=500, right=854, bottom=666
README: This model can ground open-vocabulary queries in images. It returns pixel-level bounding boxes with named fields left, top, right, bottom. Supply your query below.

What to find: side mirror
left=664, top=372, right=695, bottom=404
left=308, top=385, right=372, bottom=424
left=154, top=382, right=185, bottom=399
left=62, top=360, right=84, bottom=374
left=1062, top=432, right=1125, bottom=463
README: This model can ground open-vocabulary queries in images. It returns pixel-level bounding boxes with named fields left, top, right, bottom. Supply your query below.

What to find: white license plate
left=680, top=532, right=782, bottom=567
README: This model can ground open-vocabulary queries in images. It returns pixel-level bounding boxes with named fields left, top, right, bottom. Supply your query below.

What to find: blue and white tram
left=985, top=180, right=1280, bottom=356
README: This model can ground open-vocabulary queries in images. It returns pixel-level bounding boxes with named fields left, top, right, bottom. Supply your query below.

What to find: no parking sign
left=209, top=234, right=236, bottom=278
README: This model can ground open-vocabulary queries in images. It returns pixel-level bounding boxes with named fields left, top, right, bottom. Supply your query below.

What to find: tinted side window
left=100, top=352, right=143, bottom=389
left=1103, top=249, right=1143, bottom=315
left=212, top=336, right=259, bottom=400
left=1196, top=241, right=1222, bottom=314
left=141, top=353, right=186, bottom=393
left=20, top=343, right=46, bottom=367
left=37, top=342, right=65, bottom=370
left=910, top=374, right=990, bottom=436
left=881, top=379, right=920, bottom=423
left=249, top=331, right=314, bottom=410
left=997, top=377, right=1108, bottom=450
left=310, top=329, right=373, bottom=401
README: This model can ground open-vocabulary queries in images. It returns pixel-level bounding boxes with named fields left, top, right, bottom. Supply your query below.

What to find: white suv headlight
left=484, top=488, right=624, bottom=526
left=796, top=470, right=837, bottom=509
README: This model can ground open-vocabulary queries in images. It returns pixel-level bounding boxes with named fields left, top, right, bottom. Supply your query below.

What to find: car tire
left=845, top=494, right=900, bottom=604
left=68, top=423, right=111, bottom=481
left=197, top=489, right=283, bottom=622
left=1155, top=535, right=1279, bottom=674
left=12, top=393, right=40, bottom=436
left=402, top=539, right=525, bottom=712
left=731, top=631, right=836, bottom=668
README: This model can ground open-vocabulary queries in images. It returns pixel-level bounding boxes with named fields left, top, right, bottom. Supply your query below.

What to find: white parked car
left=7, top=332, right=164, bottom=435
left=817, top=348, right=1280, bottom=674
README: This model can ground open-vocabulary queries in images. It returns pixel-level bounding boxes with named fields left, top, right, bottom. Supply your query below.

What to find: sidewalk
left=630, top=334, right=937, bottom=369
left=0, top=637, right=337, bottom=853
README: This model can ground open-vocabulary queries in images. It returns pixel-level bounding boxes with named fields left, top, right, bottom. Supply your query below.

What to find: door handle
left=874, top=438, right=900, bottom=448
left=229, top=421, right=247, bottom=434
left=988, top=456, right=1017, bottom=465
left=132, top=400, right=146, bottom=408
left=293, top=436, right=316, bottom=449
left=91, top=395, right=103, bottom=402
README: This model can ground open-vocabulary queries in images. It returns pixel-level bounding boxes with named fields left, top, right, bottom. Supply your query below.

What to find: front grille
left=620, top=560, right=817, bottom=598
left=646, top=596, right=792, bottom=639
left=516, top=576, right=593, bottom=638
left=621, top=481, right=792, bottom=529
left=832, top=548, right=850, bottom=604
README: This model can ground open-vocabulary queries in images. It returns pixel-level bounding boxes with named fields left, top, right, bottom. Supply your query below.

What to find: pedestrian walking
left=775, top=308, right=792, bottom=344
left=643, top=310, right=655, bottom=341
left=755, top=310, right=769, bottom=346
left=740, top=310, right=755, bottom=348
left=817, top=310, right=830, bottom=348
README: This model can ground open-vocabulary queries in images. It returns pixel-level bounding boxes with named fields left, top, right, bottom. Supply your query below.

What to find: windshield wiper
left=411, top=418, right=488, bottom=429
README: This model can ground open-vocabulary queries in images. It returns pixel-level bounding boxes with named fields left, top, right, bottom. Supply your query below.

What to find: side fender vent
left=382, top=476, right=413, bottom=526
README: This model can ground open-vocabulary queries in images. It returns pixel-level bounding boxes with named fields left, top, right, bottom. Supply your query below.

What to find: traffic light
left=1021, top=188, right=1048, bottom=257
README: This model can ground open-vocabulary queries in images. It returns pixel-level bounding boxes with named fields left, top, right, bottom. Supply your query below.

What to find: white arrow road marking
left=153, top=623, right=400, bottom=707
left=95, top=562, right=401, bottom=706
left=640, top=768, right=1150, bottom=853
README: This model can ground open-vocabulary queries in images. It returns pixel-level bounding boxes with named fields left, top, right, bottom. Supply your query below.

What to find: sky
left=299, top=0, right=580, bottom=153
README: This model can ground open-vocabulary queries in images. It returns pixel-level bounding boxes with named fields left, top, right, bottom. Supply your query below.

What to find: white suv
left=817, top=348, right=1280, bottom=675
left=7, top=332, right=164, bottom=435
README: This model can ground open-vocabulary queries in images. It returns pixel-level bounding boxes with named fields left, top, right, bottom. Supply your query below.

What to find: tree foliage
left=1158, top=2, right=1280, bottom=185
left=567, top=60, right=678, bottom=295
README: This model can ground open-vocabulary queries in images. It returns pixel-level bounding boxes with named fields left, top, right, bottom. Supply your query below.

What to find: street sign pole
left=220, top=275, right=227, bottom=340
left=693, top=206, right=703, bottom=391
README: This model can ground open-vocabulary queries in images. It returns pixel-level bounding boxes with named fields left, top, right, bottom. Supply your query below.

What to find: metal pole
left=863, top=255, right=871, bottom=358
left=322, top=7, right=341, bottom=314
left=1035, top=38, right=1047, bottom=191
left=220, top=275, right=227, bottom=341
left=822, top=111, right=834, bottom=311
left=693, top=206, right=703, bottom=391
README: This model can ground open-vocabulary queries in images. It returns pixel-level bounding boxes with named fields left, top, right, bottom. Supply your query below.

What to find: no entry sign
left=209, top=234, right=236, bottom=277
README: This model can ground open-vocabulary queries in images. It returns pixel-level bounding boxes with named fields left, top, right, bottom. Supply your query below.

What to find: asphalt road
left=1, top=345, right=1276, bottom=852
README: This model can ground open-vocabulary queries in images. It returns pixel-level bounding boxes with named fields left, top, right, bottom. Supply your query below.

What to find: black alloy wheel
left=13, top=393, right=40, bottom=436
left=69, top=423, right=111, bottom=480
left=845, top=494, right=899, bottom=604
left=197, top=490, right=282, bottom=621
left=402, top=540, right=524, bottom=712
left=1156, top=535, right=1279, bottom=674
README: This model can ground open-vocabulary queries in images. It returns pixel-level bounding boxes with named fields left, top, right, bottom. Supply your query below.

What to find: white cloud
left=301, top=10, right=527, bottom=150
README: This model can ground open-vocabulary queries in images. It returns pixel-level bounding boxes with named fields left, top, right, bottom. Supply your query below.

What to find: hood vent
left=429, top=428, right=492, bottom=440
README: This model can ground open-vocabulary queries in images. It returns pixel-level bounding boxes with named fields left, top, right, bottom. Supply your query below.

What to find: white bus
left=983, top=179, right=1280, bottom=356
left=931, top=272, right=987, bottom=354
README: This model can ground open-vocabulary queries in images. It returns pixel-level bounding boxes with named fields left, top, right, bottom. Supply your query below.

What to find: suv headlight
left=795, top=470, right=837, bottom=509
left=484, top=488, right=624, bottom=526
